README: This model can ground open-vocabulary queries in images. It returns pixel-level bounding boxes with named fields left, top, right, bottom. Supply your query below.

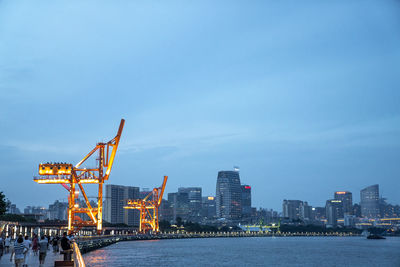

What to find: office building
left=353, top=203, right=361, bottom=218
left=159, top=199, right=173, bottom=222
left=47, top=200, right=68, bottom=221
left=299, top=201, right=312, bottom=221
left=344, top=214, right=356, bottom=227
left=334, top=191, right=352, bottom=215
left=24, top=206, right=47, bottom=216
left=104, top=184, right=140, bottom=226
left=168, top=192, right=190, bottom=222
left=216, top=170, right=242, bottom=220
left=241, top=185, right=252, bottom=217
left=326, top=199, right=343, bottom=227
left=282, top=200, right=303, bottom=220
left=360, top=184, right=380, bottom=218
left=178, top=187, right=202, bottom=220
left=139, top=188, right=152, bottom=200
left=201, top=196, right=216, bottom=219
left=6, top=202, right=21, bottom=215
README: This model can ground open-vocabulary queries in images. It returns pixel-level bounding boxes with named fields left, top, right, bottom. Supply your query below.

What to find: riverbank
left=82, top=236, right=400, bottom=267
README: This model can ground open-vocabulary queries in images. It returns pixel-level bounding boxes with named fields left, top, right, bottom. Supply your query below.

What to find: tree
left=0, top=191, right=8, bottom=216
left=176, top=217, right=183, bottom=227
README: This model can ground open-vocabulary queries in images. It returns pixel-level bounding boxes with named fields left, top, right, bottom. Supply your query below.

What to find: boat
left=367, top=234, right=386, bottom=240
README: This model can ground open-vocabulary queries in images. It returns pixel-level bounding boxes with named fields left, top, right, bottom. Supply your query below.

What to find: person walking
left=38, top=236, right=48, bottom=266
left=0, top=236, right=4, bottom=260
left=22, top=236, right=32, bottom=267
left=51, top=235, right=59, bottom=253
left=31, top=235, right=38, bottom=256
left=5, top=236, right=11, bottom=254
left=10, top=235, right=26, bottom=267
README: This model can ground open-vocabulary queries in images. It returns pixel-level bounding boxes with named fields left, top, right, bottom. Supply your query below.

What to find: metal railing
left=72, top=241, right=86, bottom=267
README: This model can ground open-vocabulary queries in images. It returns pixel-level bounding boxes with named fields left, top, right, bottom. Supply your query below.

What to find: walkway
left=0, top=248, right=63, bottom=267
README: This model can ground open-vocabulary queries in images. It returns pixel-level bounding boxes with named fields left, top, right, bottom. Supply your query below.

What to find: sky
left=1, top=0, right=400, bottom=211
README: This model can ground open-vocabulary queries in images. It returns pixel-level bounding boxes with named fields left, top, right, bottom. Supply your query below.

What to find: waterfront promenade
left=0, top=249, right=63, bottom=266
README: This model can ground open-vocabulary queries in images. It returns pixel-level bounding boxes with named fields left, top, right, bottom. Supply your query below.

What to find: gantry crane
left=34, top=119, right=125, bottom=234
left=124, top=176, right=168, bottom=233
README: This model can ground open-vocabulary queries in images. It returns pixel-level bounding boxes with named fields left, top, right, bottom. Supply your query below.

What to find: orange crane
left=34, top=119, right=125, bottom=234
left=124, top=176, right=168, bottom=233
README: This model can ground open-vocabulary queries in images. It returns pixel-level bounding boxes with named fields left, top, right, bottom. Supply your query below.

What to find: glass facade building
left=360, top=184, right=380, bottom=218
left=241, top=185, right=252, bottom=217
left=325, top=199, right=343, bottom=227
left=104, top=184, right=140, bottom=226
left=178, top=187, right=202, bottom=220
left=168, top=192, right=190, bottom=222
left=216, top=170, right=242, bottom=219
left=334, top=191, right=353, bottom=215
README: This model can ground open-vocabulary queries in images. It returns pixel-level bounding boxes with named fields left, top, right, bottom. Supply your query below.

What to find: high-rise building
left=104, top=184, right=140, bottom=226
left=216, top=170, right=242, bottom=220
left=201, top=196, right=216, bottom=219
left=313, top=207, right=326, bottom=223
left=241, top=185, right=252, bottom=217
left=6, top=202, right=21, bottom=215
left=24, top=206, right=47, bottom=215
left=334, top=191, right=352, bottom=215
left=360, top=184, right=380, bottom=218
left=159, top=199, right=173, bottom=222
left=178, top=187, right=202, bottom=220
left=299, top=201, right=312, bottom=221
left=47, top=200, right=68, bottom=221
left=139, top=188, right=152, bottom=200
left=282, top=200, right=303, bottom=220
left=257, top=208, right=279, bottom=225
left=353, top=203, right=361, bottom=218
left=325, top=199, right=342, bottom=227
left=168, top=192, right=190, bottom=222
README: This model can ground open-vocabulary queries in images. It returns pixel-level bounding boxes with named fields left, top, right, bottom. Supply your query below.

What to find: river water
left=83, top=236, right=400, bottom=266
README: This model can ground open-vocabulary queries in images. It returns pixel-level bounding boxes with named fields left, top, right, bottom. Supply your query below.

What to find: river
left=83, top=236, right=400, bottom=266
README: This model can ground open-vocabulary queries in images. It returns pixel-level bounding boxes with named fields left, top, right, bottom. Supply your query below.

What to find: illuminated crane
left=34, top=119, right=125, bottom=234
left=124, top=176, right=168, bottom=233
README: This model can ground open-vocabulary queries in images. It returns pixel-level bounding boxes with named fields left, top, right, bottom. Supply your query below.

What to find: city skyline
left=1, top=1, right=400, bottom=211
left=6, top=180, right=399, bottom=216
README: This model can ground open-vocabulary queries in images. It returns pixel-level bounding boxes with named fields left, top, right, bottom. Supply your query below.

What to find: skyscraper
left=168, top=192, right=189, bottom=222
left=178, top=187, right=202, bottom=220
left=334, top=191, right=353, bottom=215
left=216, top=170, right=242, bottom=220
left=241, top=185, right=252, bottom=217
left=360, top=184, right=380, bottom=218
left=104, top=184, right=140, bottom=226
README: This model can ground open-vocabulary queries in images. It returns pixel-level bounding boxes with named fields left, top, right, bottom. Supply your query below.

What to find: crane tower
left=34, top=119, right=125, bottom=234
left=124, top=176, right=168, bottom=233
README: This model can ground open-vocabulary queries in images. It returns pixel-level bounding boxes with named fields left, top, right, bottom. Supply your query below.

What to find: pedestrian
left=60, top=232, right=72, bottom=261
left=10, top=235, right=26, bottom=267
left=52, top=235, right=59, bottom=253
left=0, top=236, right=4, bottom=260
left=31, top=235, right=38, bottom=256
left=5, top=235, right=11, bottom=254
left=22, top=236, right=31, bottom=267
left=38, top=236, right=48, bottom=266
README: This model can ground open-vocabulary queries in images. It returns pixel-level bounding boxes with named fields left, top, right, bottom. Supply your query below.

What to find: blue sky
left=1, top=0, right=400, bottom=211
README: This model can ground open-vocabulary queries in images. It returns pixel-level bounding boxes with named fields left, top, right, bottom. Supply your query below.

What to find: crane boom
left=34, top=119, right=125, bottom=234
